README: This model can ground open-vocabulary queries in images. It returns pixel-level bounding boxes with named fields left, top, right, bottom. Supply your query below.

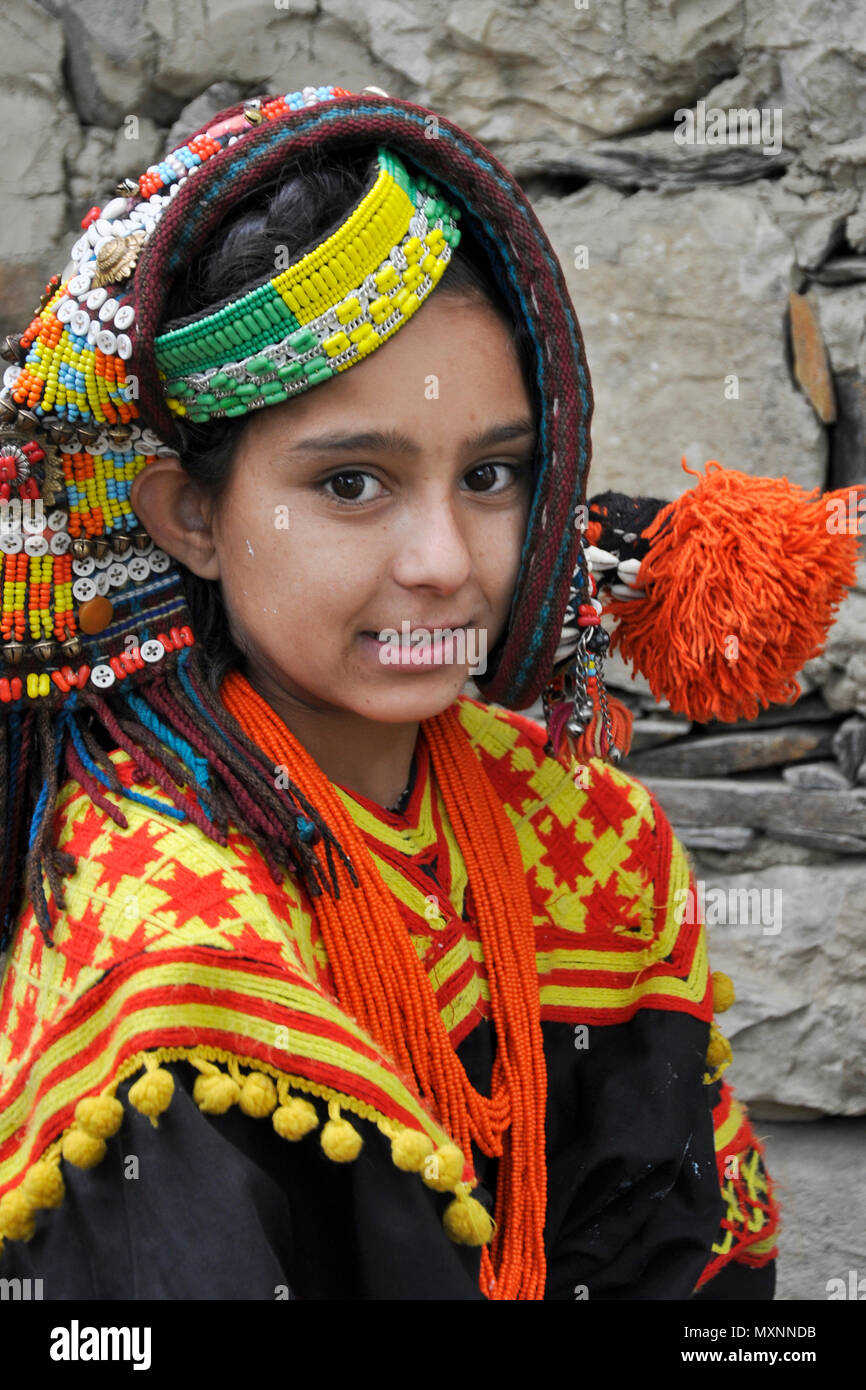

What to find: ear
left=130, top=456, right=221, bottom=581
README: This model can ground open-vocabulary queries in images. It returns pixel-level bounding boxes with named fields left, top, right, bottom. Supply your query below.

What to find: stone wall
left=1, top=0, right=863, bottom=1297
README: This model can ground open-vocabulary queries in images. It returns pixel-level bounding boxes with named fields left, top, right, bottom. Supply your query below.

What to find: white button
left=114, top=305, right=135, bottom=330
left=47, top=509, right=69, bottom=530
left=57, top=299, right=77, bottom=323
left=22, top=510, right=44, bottom=535
left=86, top=287, right=108, bottom=310
left=0, top=531, right=22, bottom=554
left=139, top=429, right=162, bottom=452
left=92, top=550, right=114, bottom=569
left=24, top=534, right=48, bottom=555
left=107, top=562, right=128, bottom=587
left=92, top=434, right=109, bottom=455
left=96, top=330, right=117, bottom=354
left=69, top=257, right=89, bottom=281
left=70, top=310, right=90, bottom=337
left=3, top=366, right=20, bottom=389
left=72, top=577, right=97, bottom=601
left=94, top=219, right=114, bottom=239
left=140, top=638, right=165, bottom=663
left=94, top=571, right=111, bottom=596
left=98, top=298, right=119, bottom=323
left=148, top=547, right=170, bottom=573
left=72, top=555, right=95, bottom=576
left=127, top=556, right=150, bottom=581
left=49, top=531, right=71, bottom=554
left=116, top=334, right=132, bottom=360
left=90, top=664, right=115, bottom=688
left=86, top=320, right=99, bottom=346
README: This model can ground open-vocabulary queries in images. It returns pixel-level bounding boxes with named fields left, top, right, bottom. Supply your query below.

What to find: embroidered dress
left=0, top=693, right=778, bottom=1299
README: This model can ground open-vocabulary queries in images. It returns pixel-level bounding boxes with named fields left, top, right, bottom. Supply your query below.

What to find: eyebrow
left=284, top=418, right=537, bottom=456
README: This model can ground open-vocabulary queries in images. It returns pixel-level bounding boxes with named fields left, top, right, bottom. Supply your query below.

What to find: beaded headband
left=158, top=147, right=462, bottom=424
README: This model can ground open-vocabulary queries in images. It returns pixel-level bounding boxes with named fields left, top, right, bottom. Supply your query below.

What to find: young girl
left=5, top=80, right=853, bottom=1301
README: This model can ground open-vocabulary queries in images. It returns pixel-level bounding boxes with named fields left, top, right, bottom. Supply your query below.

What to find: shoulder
left=5, top=751, right=306, bottom=1000
left=453, top=693, right=660, bottom=845
left=454, top=696, right=708, bottom=1016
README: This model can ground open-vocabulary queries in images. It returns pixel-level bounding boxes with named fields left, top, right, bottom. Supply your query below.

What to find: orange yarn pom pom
left=605, top=460, right=866, bottom=723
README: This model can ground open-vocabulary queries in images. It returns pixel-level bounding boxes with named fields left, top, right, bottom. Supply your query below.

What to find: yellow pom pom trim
left=421, top=1142, right=465, bottom=1193
left=0, top=1188, right=37, bottom=1242
left=61, top=1128, right=107, bottom=1169
left=273, top=1097, right=319, bottom=1141
left=194, top=1071, right=241, bottom=1114
left=22, top=1160, right=65, bottom=1209
left=712, top=970, right=736, bottom=1014
left=442, top=1188, right=493, bottom=1246
left=239, top=1071, right=277, bottom=1119
left=128, top=1061, right=174, bottom=1127
left=390, top=1128, right=434, bottom=1173
left=320, top=1100, right=363, bottom=1162
left=706, top=1025, right=733, bottom=1072
left=75, top=1093, right=124, bottom=1139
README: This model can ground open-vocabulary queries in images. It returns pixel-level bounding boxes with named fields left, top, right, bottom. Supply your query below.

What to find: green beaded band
left=155, top=148, right=462, bottom=424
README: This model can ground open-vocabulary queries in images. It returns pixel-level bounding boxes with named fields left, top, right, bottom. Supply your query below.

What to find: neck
left=236, top=661, right=420, bottom=811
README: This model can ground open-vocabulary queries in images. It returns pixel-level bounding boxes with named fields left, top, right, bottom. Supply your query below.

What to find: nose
left=390, top=488, right=473, bottom=594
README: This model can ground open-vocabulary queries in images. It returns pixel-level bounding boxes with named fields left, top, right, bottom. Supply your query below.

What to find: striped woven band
left=155, top=147, right=462, bottom=424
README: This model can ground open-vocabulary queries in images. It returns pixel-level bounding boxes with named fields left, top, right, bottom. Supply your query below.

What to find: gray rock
left=672, top=825, right=757, bottom=852
left=782, top=760, right=852, bottom=790
left=699, top=691, right=831, bottom=731
left=828, top=371, right=866, bottom=492
left=832, top=715, right=866, bottom=781
left=811, top=257, right=866, bottom=285
left=642, top=775, right=866, bottom=837
left=703, top=862, right=866, bottom=1114
left=507, top=130, right=791, bottom=190
left=755, top=1118, right=866, bottom=1300
left=625, top=724, right=835, bottom=778
left=627, top=716, right=693, bottom=754
left=0, top=77, right=80, bottom=263
left=759, top=827, right=866, bottom=855
left=534, top=182, right=826, bottom=501
left=690, top=835, right=840, bottom=873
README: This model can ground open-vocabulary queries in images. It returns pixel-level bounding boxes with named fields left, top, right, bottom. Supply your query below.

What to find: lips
left=363, top=623, right=471, bottom=637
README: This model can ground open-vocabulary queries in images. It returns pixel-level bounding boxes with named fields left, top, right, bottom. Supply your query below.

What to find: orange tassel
left=570, top=693, right=634, bottom=759
left=603, top=459, right=866, bottom=723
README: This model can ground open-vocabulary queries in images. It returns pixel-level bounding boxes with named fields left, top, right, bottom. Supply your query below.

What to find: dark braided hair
left=3, top=144, right=538, bottom=953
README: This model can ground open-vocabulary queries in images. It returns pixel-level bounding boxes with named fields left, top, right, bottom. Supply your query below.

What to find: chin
left=353, top=673, right=471, bottom=724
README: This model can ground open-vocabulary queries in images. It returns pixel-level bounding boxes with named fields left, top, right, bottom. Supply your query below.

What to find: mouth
left=362, top=623, right=472, bottom=639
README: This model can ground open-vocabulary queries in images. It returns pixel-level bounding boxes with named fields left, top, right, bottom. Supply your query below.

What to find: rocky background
left=1, top=0, right=863, bottom=1300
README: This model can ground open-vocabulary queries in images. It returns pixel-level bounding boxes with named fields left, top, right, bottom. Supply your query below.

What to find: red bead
left=80, top=206, right=102, bottom=230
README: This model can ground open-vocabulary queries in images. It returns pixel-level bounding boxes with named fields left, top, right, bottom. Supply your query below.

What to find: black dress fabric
left=0, top=1010, right=771, bottom=1300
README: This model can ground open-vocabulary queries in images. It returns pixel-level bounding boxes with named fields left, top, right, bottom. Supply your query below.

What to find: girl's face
left=200, top=293, right=535, bottom=726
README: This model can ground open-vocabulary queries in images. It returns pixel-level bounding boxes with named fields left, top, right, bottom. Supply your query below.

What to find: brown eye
left=464, top=462, right=525, bottom=493
left=330, top=471, right=367, bottom=499
left=465, top=464, right=499, bottom=492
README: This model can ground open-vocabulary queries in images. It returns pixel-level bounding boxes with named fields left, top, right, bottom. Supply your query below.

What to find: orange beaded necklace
left=220, top=669, right=548, bottom=1300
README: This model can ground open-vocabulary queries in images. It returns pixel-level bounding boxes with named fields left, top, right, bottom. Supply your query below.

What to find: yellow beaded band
left=155, top=147, right=462, bottom=423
